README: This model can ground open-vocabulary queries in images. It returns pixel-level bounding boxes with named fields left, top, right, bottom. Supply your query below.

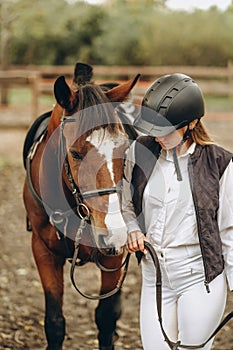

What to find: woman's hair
left=191, top=120, right=214, bottom=146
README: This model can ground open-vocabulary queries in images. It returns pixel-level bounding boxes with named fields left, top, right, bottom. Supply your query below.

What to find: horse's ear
left=105, top=74, right=141, bottom=103
left=54, top=76, right=74, bottom=109
left=73, top=62, right=93, bottom=86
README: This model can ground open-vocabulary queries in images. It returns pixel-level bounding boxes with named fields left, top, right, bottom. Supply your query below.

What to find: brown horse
left=23, top=63, right=140, bottom=350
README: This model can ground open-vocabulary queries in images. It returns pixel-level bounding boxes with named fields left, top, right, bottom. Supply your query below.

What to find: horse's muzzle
left=98, top=245, right=124, bottom=256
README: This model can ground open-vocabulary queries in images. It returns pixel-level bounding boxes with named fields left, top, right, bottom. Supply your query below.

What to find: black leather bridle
left=26, top=115, right=122, bottom=226
left=59, top=115, right=122, bottom=210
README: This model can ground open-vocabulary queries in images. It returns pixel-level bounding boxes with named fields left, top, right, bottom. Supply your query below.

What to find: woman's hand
left=126, top=230, right=147, bottom=255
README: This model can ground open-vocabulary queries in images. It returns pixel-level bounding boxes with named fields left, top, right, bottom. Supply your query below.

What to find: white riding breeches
left=140, top=245, right=227, bottom=350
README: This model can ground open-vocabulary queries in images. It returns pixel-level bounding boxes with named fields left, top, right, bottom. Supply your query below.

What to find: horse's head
left=47, top=63, right=140, bottom=254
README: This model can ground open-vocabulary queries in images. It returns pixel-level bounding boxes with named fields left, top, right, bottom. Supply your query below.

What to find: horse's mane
left=74, top=83, right=126, bottom=138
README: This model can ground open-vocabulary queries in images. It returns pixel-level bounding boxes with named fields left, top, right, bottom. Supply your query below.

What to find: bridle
left=144, top=241, right=233, bottom=350
left=26, top=115, right=122, bottom=230
left=26, top=113, right=130, bottom=300
left=59, top=114, right=122, bottom=202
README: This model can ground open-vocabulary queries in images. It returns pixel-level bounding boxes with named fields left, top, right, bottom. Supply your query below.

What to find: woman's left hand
left=126, top=230, right=147, bottom=255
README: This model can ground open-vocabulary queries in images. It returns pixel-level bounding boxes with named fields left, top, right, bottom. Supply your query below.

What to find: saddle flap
left=23, top=111, right=52, bottom=168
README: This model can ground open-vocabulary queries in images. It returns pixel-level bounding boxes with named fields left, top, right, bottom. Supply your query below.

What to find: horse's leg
left=95, top=291, right=122, bottom=350
left=95, top=255, right=123, bottom=350
left=32, top=231, right=66, bottom=350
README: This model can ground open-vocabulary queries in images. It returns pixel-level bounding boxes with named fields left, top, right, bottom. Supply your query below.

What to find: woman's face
left=155, top=119, right=198, bottom=150
left=155, top=126, right=187, bottom=150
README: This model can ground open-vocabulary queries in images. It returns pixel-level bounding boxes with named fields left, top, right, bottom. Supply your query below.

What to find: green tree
left=10, top=0, right=106, bottom=64
left=1, top=0, right=233, bottom=66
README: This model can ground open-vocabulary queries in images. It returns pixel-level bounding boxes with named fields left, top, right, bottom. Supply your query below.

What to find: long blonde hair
left=191, top=120, right=214, bottom=146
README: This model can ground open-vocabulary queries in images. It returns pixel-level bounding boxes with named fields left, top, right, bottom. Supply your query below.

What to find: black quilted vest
left=131, top=136, right=233, bottom=285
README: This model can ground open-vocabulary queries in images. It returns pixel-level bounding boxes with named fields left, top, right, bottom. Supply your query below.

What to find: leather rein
left=144, top=241, right=233, bottom=350
left=26, top=114, right=130, bottom=301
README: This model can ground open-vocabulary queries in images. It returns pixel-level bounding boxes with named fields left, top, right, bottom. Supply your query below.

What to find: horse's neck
left=39, top=105, right=66, bottom=209
left=39, top=140, right=68, bottom=211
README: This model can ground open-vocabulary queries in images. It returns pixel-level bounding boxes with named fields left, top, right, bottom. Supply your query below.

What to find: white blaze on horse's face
left=86, top=128, right=128, bottom=250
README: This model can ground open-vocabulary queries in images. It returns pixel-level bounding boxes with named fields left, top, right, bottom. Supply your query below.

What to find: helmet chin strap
left=172, top=124, right=193, bottom=181
left=172, top=147, right=183, bottom=181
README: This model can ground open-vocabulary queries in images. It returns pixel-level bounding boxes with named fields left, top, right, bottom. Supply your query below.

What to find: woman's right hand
left=126, top=230, right=147, bottom=255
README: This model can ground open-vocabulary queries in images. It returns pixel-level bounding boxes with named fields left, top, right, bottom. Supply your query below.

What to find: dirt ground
left=0, top=107, right=233, bottom=350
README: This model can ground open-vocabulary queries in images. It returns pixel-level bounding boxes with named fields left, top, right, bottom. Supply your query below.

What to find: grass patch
left=205, top=95, right=233, bottom=113
left=0, top=158, right=22, bottom=168
left=8, top=88, right=55, bottom=107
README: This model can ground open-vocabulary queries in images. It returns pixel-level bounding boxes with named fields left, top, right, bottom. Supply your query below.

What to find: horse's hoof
left=99, top=346, right=114, bottom=350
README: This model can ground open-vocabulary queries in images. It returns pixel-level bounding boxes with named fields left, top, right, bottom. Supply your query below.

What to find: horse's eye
left=70, top=149, right=82, bottom=160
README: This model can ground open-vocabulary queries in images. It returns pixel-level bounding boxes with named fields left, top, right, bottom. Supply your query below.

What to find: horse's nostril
left=106, top=247, right=116, bottom=255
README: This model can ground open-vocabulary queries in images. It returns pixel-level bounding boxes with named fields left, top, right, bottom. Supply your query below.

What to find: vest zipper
left=204, top=280, right=210, bottom=293
left=188, top=158, right=211, bottom=294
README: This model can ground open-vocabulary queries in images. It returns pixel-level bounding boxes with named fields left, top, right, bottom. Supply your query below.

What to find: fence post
left=29, top=72, right=40, bottom=121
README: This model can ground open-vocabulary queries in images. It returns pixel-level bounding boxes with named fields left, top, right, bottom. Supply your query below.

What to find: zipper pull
left=204, top=281, right=210, bottom=293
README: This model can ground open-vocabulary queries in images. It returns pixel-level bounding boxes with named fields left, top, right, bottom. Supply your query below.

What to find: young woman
left=122, top=73, right=233, bottom=349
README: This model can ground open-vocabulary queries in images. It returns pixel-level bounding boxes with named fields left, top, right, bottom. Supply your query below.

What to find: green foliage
left=8, top=0, right=107, bottom=65
left=1, top=0, right=233, bottom=66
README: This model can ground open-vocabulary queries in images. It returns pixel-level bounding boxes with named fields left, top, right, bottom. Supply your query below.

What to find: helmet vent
left=161, top=96, right=172, bottom=107
left=168, top=88, right=179, bottom=97
left=158, top=106, right=167, bottom=116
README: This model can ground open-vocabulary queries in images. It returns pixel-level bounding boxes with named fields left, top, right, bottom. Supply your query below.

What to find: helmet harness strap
left=172, top=147, right=182, bottom=181
left=172, top=123, right=194, bottom=182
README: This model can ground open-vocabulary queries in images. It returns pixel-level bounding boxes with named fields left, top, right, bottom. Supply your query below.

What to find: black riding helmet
left=134, top=73, right=205, bottom=137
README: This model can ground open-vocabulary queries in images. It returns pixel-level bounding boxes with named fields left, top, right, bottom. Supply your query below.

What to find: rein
left=70, top=248, right=130, bottom=300
left=70, top=216, right=130, bottom=301
left=67, top=196, right=130, bottom=301
left=144, top=241, right=233, bottom=350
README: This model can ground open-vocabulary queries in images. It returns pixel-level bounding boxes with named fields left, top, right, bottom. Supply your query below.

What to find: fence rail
left=1, top=63, right=233, bottom=120
left=9, top=63, right=233, bottom=78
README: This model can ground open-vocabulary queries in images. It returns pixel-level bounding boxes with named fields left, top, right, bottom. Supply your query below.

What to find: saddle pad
left=23, top=110, right=52, bottom=168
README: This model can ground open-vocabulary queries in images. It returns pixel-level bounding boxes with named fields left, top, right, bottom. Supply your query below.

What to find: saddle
left=23, top=110, right=52, bottom=168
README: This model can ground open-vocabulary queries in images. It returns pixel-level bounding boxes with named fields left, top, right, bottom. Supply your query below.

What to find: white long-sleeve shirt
left=122, top=141, right=233, bottom=290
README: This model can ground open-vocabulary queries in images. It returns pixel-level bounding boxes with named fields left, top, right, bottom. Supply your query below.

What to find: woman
left=122, top=73, right=233, bottom=349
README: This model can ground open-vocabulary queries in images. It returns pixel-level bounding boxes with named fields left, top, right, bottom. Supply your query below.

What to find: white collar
left=163, top=142, right=196, bottom=162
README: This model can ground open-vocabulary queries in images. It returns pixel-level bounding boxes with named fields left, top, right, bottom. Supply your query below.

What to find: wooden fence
left=1, top=63, right=233, bottom=120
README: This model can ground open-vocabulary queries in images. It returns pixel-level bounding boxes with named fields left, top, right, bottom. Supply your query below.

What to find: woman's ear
left=190, top=118, right=199, bottom=130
